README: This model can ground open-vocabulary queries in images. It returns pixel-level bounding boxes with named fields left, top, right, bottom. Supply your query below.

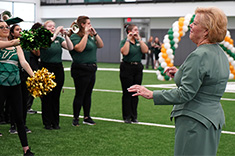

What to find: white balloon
left=229, top=73, right=234, bottom=79
left=228, top=57, right=234, bottom=63
left=163, top=38, right=170, bottom=44
left=169, top=54, right=174, bottom=60
left=156, top=70, right=161, bottom=76
left=158, top=75, right=164, bottom=81
left=167, top=49, right=173, bottom=55
left=173, top=32, right=179, bottom=38
left=182, top=25, right=188, bottom=32
left=171, top=60, right=174, bottom=64
left=172, top=21, right=179, bottom=28
left=164, top=43, right=171, bottom=49
left=227, top=31, right=230, bottom=37
left=231, top=61, right=235, bottom=66
left=164, top=35, right=169, bottom=40
left=232, top=47, right=235, bottom=53
left=185, top=14, right=192, bottom=21
left=173, top=26, right=179, bottom=32
left=158, top=53, right=162, bottom=58
left=161, top=62, right=167, bottom=68
left=159, top=57, right=164, bottom=63
left=173, top=37, right=179, bottom=43
left=174, top=43, right=178, bottom=49
left=224, top=42, right=229, bottom=48
left=183, top=20, right=189, bottom=26
left=220, top=41, right=225, bottom=45
left=228, top=44, right=233, bottom=50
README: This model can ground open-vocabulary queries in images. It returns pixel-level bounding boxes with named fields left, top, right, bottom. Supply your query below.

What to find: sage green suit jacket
left=153, top=44, right=229, bottom=129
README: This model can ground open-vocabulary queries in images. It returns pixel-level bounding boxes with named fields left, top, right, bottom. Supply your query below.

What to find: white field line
left=36, top=111, right=235, bottom=135
left=63, top=87, right=235, bottom=102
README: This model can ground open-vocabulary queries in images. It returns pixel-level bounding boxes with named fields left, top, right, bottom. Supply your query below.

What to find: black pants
left=146, top=52, right=154, bottom=69
left=0, top=85, right=28, bottom=147
left=9, top=73, right=29, bottom=127
left=71, top=63, right=97, bottom=119
left=119, top=62, right=143, bottom=120
left=40, top=62, right=64, bottom=127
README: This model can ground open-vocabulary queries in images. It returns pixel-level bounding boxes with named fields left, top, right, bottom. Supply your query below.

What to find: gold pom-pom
left=26, top=67, right=57, bottom=98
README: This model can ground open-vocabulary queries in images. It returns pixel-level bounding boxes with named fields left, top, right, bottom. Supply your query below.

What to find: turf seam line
left=36, top=111, right=235, bottom=135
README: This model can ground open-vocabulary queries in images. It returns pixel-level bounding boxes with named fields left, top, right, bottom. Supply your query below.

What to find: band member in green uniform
left=128, top=7, right=229, bottom=155
left=40, top=20, right=73, bottom=130
left=0, top=20, right=34, bottom=156
left=120, top=24, right=148, bottom=123
left=68, top=16, right=103, bottom=126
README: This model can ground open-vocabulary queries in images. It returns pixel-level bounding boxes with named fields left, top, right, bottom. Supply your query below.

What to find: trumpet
left=0, top=10, right=12, bottom=21
left=65, top=23, right=79, bottom=34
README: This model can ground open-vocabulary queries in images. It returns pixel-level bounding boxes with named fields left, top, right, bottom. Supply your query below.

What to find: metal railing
left=40, top=0, right=235, bottom=5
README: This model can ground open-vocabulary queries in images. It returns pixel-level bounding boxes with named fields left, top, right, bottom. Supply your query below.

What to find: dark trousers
left=40, top=62, right=64, bottom=127
left=71, top=63, right=97, bottom=119
left=146, top=52, right=154, bottom=69
left=119, top=62, right=143, bottom=120
left=0, top=85, right=28, bottom=147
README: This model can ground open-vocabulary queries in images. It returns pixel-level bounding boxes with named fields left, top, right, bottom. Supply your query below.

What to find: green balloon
left=170, top=40, right=175, bottom=47
left=164, top=75, right=170, bottom=81
left=168, top=34, right=174, bottom=40
left=168, top=29, right=173, bottom=35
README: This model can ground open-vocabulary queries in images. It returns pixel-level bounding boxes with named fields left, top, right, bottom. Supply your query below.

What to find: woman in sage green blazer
left=128, top=7, right=229, bottom=156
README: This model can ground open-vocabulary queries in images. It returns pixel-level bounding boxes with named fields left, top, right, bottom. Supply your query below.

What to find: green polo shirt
left=0, top=48, right=20, bottom=86
left=69, top=34, right=97, bottom=64
left=120, top=38, right=143, bottom=62
left=40, top=36, right=64, bottom=63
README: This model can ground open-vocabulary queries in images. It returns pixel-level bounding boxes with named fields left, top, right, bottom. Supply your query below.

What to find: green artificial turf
left=1, top=61, right=235, bottom=156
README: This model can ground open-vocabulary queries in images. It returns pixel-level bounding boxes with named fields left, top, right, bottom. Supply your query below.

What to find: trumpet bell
left=0, top=10, right=12, bottom=21
left=71, top=24, right=79, bottom=33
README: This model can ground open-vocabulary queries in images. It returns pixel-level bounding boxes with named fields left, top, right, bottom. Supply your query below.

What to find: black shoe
left=0, top=133, right=2, bottom=136
left=52, top=125, right=60, bottom=130
left=25, top=126, right=32, bottom=133
left=44, top=125, right=52, bottom=130
left=124, top=119, right=132, bottom=124
left=83, top=117, right=96, bottom=125
left=9, top=124, right=18, bottom=134
left=131, top=119, right=139, bottom=123
left=27, top=109, right=37, bottom=114
left=72, top=118, right=79, bottom=127
left=24, top=148, right=34, bottom=156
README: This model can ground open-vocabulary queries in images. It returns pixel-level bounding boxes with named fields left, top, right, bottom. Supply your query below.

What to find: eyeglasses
left=0, top=26, right=10, bottom=30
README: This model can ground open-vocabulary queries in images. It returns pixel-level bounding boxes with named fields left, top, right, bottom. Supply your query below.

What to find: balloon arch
left=156, top=14, right=235, bottom=81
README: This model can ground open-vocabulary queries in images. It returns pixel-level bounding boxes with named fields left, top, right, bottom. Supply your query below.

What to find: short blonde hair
left=195, top=7, right=227, bottom=43
left=43, top=20, right=55, bottom=27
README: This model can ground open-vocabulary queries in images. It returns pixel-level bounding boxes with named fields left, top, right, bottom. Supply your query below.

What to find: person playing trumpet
left=68, top=16, right=103, bottom=126
left=119, top=24, right=148, bottom=124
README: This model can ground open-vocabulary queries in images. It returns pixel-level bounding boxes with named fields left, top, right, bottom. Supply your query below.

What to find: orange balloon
left=224, top=36, right=230, bottom=42
left=161, top=47, right=166, bottom=53
left=179, top=31, right=184, bottom=37
left=179, top=26, right=183, bottom=31
left=168, top=63, right=174, bottom=67
left=232, top=69, right=235, bottom=75
left=178, top=21, right=184, bottom=27
left=165, top=57, right=171, bottom=64
left=161, top=44, right=164, bottom=48
left=179, top=17, right=185, bottom=22
left=230, top=65, right=234, bottom=71
left=162, top=53, right=168, bottom=59
left=178, top=37, right=181, bottom=41
left=229, top=38, right=234, bottom=45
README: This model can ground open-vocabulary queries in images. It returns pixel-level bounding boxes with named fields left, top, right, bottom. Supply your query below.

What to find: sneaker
left=72, top=118, right=79, bottom=126
left=24, top=148, right=34, bottom=156
left=0, top=133, right=2, bottom=136
left=27, top=109, right=37, bottom=114
left=25, top=126, right=32, bottom=133
left=9, top=125, right=18, bottom=134
left=124, top=119, right=132, bottom=124
left=83, top=117, right=96, bottom=125
left=131, top=119, right=139, bottom=123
